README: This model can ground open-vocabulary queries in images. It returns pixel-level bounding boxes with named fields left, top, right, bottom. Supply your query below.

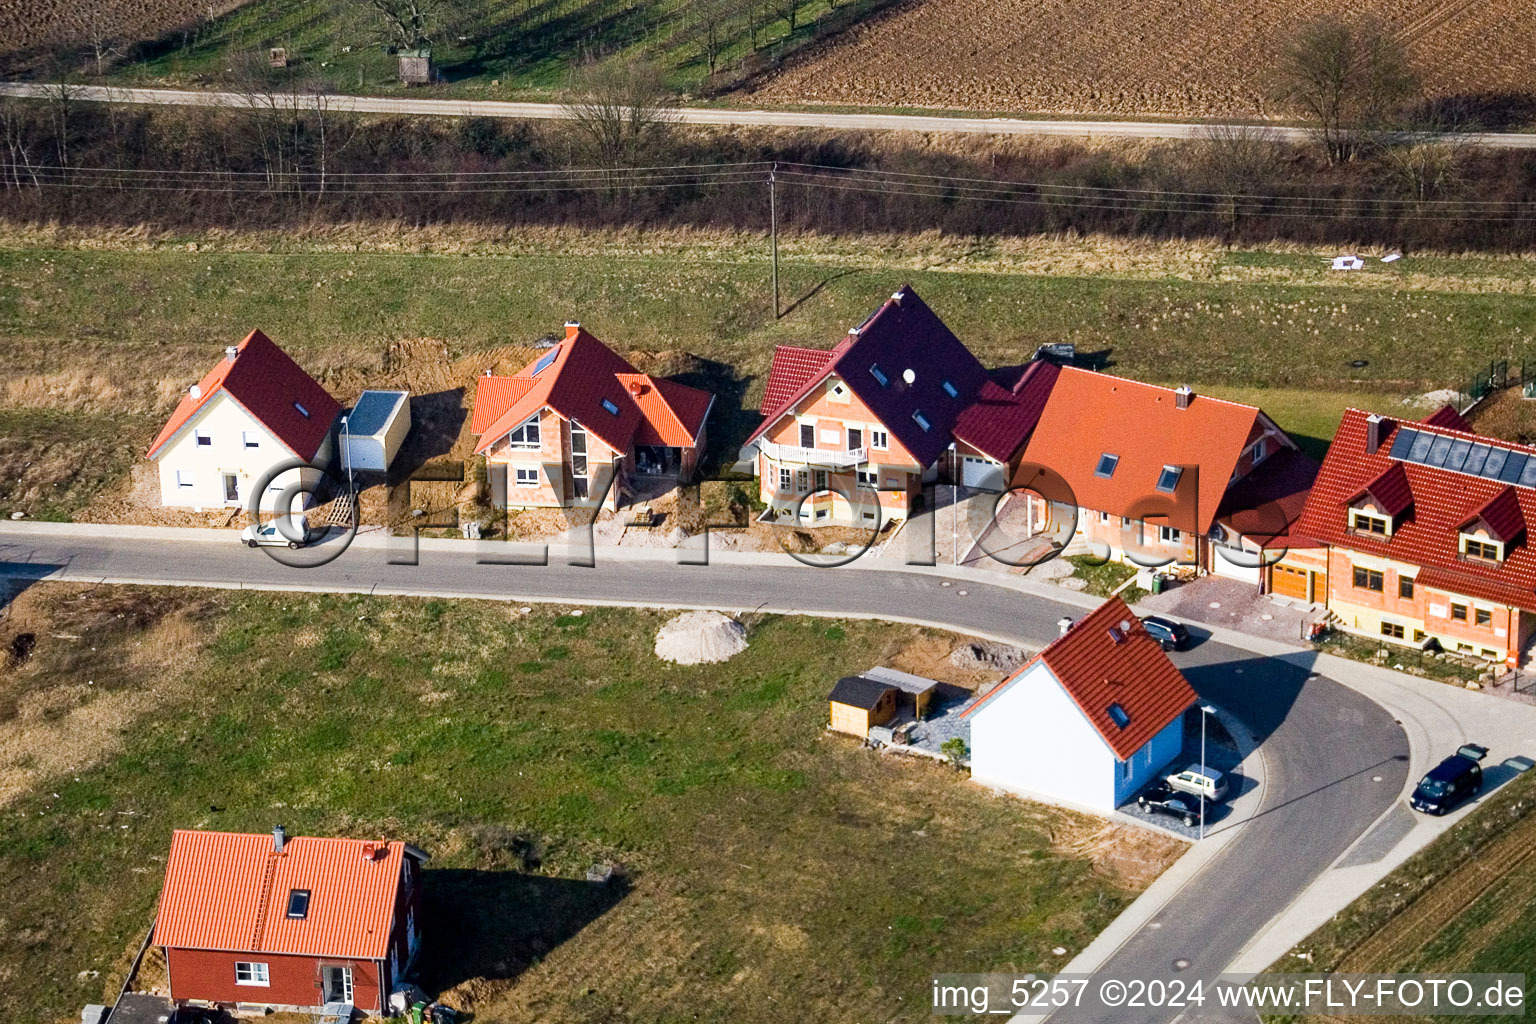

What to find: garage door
left=961, top=455, right=1004, bottom=491
left=1271, top=564, right=1309, bottom=600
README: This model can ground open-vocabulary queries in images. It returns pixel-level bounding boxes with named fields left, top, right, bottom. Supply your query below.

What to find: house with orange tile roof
left=962, top=597, right=1197, bottom=814
left=155, top=826, right=427, bottom=1014
left=745, top=285, right=1057, bottom=528
left=147, top=330, right=342, bottom=513
left=1018, top=369, right=1316, bottom=582
left=1290, top=406, right=1536, bottom=665
left=471, top=322, right=714, bottom=512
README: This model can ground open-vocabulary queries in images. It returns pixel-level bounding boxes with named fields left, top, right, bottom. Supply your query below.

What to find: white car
left=241, top=516, right=317, bottom=549
left=1165, top=763, right=1229, bottom=803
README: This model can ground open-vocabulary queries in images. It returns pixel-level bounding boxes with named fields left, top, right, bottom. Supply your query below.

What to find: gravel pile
left=654, top=611, right=748, bottom=665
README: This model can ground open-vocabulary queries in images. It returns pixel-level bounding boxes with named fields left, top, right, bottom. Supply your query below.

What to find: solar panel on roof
left=531, top=349, right=559, bottom=376
left=1483, top=447, right=1509, bottom=479
left=1518, top=459, right=1536, bottom=488
left=1388, top=428, right=1419, bottom=459
left=1425, top=435, right=1454, bottom=467
left=1408, top=430, right=1436, bottom=462
left=1463, top=444, right=1492, bottom=476
left=1499, top=452, right=1528, bottom=483
left=1445, top=438, right=1472, bottom=472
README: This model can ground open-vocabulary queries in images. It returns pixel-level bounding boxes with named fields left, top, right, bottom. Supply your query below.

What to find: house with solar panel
left=961, top=597, right=1197, bottom=814
left=1289, top=406, right=1536, bottom=665
left=154, top=826, right=427, bottom=1015
left=471, top=322, right=715, bottom=511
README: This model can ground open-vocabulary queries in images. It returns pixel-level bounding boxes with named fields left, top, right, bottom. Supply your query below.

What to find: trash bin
left=1150, top=575, right=1165, bottom=594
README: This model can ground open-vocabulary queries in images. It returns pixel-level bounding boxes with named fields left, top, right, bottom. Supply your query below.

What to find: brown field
left=749, top=0, right=1536, bottom=119
left=0, top=0, right=246, bottom=66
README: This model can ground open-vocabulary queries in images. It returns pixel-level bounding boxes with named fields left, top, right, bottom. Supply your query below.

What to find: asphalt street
left=0, top=527, right=1409, bottom=1022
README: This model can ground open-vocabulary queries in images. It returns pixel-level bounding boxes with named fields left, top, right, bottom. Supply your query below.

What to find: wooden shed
left=398, top=48, right=432, bottom=85
left=828, top=676, right=898, bottom=737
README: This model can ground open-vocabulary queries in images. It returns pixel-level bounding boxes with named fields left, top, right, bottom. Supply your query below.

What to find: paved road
left=0, top=527, right=1408, bottom=1021
left=3, top=82, right=1535, bottom=148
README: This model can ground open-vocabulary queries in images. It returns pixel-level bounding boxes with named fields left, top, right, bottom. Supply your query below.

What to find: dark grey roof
left=828, top=675, right=895, bottom=709
left=346, top=389, right=407, bottom=437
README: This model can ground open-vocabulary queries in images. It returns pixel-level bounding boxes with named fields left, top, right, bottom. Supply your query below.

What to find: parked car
left=1166, top=763, right=1228, bottom=802
left=1137, top=781, right=1205, bottom=827
left=1142, top=615, right=1190, bottom=651
left=241, top=515, right=317, bottom=549
left=1410, top=743, right=1488, bottom=815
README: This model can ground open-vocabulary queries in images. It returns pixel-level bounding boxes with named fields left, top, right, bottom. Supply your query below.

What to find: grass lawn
left=0, top=584, right=1179, bottom=1024
left=1064, top=554, right=1140, bottom=600
left=1264, top=769, right=1536, bottom=1023
left=2, top=227, right=1535, bottom=518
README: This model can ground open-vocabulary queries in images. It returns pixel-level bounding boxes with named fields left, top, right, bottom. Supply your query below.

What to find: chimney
left=1366, top=413, right=1388, bottom=453
left=564, top=320, right=581, bottom=342
left=1057, top=615, right=1074, bottom=637
left=890, top=289, right=905, bottom=305
left=273, top=825, right=287, bottom=853
left=225, top=345, right=239, bottom=364
left=1175, top=385, right=1193, bottom=410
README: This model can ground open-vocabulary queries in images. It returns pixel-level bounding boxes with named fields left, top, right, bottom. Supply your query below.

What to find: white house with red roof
left=471, top=322, right=714, bottom=511
left=147, top=330, right=342, bottom=512
left=155, top=826, right=428, bottom=1014
left=962, top=597, right=1196, bottom=814
left=745, top=285, right=1056, bottom=527
left=1291, top=406, right=1536, bottom=665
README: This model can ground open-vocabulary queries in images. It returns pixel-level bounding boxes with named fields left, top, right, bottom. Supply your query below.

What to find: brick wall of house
left=166, top=948, right=382, bottom=1012
left=485, top=407, right=623, bottom=511
left=1326, top=546, right=1518, bottom=659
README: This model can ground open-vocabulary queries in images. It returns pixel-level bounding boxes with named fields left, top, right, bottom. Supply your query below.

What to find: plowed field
left=749, top=0, right=1536, bottom=119
left=0, top=0, right=248, bottom=66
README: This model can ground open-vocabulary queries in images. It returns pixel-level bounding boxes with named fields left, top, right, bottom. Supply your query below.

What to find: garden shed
left=341, top=390, right=411, bottom=472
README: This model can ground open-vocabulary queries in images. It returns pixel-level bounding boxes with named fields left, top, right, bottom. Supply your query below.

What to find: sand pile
left=654, top=611, right=748, bottom=665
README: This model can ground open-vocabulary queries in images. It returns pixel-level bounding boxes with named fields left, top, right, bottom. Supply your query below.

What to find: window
left=294, top=402, right=310, bottom=418
left=1381, top=621, right=1405, bottom=639
left=1457, top=642, right=1474, bottom=653
left=829, top=381, right=848, bottom=400
left=1353, top=567, right=1384, bottom=592
left=1399, top=577, right=1414, bottom=600
left=1251, top=438, right=1268, bottom=464
left=870, top=429, right=889, bottom=450
left=176, top=469, right=196, bottom=489
left=814, top=470, right=828, bottom=491
left=815, top=508, right=828, bottom=520
left=796, top=470, right=809, bottom=494
left=242, top=431, right=260, bottom=449
left=1095, top=453, right=1119, bottom=479
left=1351, top=510, right=1389, bottom=535
left=1107, top=702, right=1130, bottom=729
left=857, top=468, right=876, bottom=486
left=1159, top=525, right=1181, bottom=543
left=941, top=379, right=959, bottom=398
left=514, top=466, right=539, bottom=486
left=195, top=429, right=211, bottom=447
left=847, top=428, right=862, bottom=451
left=235, top=962, right=270, bottom=987
left=1100, top=510, right=1111, bottom=524
left=911, top=409, right=931, bottom=432
left=1451, top=603, right=1468, bottom=621
left=869, top=364, right=890, bottom=387
left=1476, top=607, right=1493, bottom=627
left=531, top=349, right=559, bottom=376
left=1156, top=465, right=1182, bottom=493
left=286, top=889, right=311, bottom=919
left=1464, top=537, right=1500, bottom=560
left=800, top=423, right=815, bottom=448
left=1483, top=648, right=1499, bottom=659
left=1120, top=758, right=1132, bottom=781
left=507, top=417, right=540, bottom=450
left=601, top=398, right=620, bottom=416
left=1414, top=629, right=1427, bottom=642
left=778, top=467, right=792, bottom=491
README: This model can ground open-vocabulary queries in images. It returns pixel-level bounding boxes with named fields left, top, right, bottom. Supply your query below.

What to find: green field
left=0, top=585, right=1169, bottom=1023
left=1, top=228, right=1534, bottom=518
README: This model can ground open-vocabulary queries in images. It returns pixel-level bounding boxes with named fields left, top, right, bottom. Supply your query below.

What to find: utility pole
left=769, top=162, right=780, bottom=319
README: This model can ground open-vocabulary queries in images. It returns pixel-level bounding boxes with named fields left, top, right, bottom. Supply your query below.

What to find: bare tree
left=1269, top=16, right=1421, bottom=165
left=350, top=0, right=450, bottom=49
left=83, top=9, right=124, bottom=77
left=561, top=56, right=678, bottom=187
left=767, top=0, right=802, bottom=37
left=0, top=99, right=42, bottom=191
left=1190, top=123, right=1283, bottom=231
left=684, top=0, right=741, bottom=75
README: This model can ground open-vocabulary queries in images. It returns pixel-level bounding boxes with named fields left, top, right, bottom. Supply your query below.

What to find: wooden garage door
left=1272, top=564, right=1309, bottom=600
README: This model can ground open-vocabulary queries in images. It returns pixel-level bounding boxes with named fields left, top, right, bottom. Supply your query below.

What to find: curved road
left=0, top=527, right=1408, bottom=1021
left=1, top=82, right=1534, bottom=148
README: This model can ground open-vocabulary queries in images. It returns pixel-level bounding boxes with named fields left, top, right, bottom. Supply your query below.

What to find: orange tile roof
left=156, top=829, right=419, bottom=960
left=147, top=330, right=341, bottom=462
left=1021, top=368, right=1267, bottom=534
left=470, top=376, right=537, bottom=435
left=963, top=597, right=1196, bottom=760
left=617, top=374, right=714, bottom=447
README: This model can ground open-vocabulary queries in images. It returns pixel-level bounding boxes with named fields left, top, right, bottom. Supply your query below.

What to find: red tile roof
left=963, top=597, right=1196, bottom=760
left=1020, top=369, right=1274, bottom=534
left=1295, top=408, right=1536, bottom=611
left=147, top=330, right=341, bottom=461
left=156, top=830, right=422, bottom=960
left=1464, top=486, right=1526, bottom=543
left=759, top=345, right=837, bottom=422
left=1353, top=462, right=1415, bottom=517
left=472, top=327, right=710, bottom=456
left=1214, top=446, right=1320, bottom=548
left=1422, top=404, right=1472, bottom=431
left=952, top=360, right=1061, bottom=462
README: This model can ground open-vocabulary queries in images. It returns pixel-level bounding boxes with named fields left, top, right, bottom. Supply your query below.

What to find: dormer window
left=1351, top=510, right=1391, bottom=536
left=1462, top=535, right=1502, bottom=561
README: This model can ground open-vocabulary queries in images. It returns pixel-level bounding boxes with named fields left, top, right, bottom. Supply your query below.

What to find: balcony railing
left=756, top=440, right=868, bottom=468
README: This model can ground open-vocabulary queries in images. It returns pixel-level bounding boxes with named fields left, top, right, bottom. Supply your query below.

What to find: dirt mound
left=654, top=611, right=749, bottom=665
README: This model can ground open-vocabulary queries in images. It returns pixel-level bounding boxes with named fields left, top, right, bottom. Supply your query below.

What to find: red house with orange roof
left=963, top=597, right=1197, bottom=814
left=471, top=322, right=714, bottom=511
left=155, top=827, right=427, bottom=1014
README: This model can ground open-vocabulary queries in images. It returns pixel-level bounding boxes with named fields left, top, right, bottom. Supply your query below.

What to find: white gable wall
left=153, top=393, right=326, bottom=511
left=969, top=660, right=1119, bottom=813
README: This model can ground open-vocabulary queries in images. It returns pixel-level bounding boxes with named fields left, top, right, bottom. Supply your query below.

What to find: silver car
left=241, top=516, right=317, bottom=549
left=1165, top=763, right=1229, bottom=803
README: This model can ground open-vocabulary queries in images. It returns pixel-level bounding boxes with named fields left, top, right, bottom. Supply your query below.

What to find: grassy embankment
left=2, top=227, right=1535, bottom=519
left=0, top=584, right=1179, bottom=1023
